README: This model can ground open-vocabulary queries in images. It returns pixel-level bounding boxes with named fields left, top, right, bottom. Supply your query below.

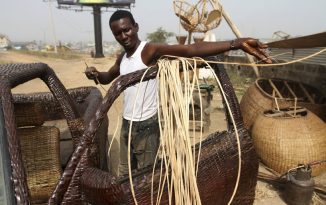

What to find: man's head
left=109, top=10, right=140, bottom=52
left=109, top=10, right=136, bottom=27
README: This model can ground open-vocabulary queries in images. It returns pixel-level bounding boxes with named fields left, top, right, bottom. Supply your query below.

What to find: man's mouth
left=123, top=41, right=130, bottom=46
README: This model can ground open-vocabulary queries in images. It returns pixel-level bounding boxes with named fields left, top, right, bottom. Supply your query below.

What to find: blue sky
left=1, top=0, right=325, bottom=43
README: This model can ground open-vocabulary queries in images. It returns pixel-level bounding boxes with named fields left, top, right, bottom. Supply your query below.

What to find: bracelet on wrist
left=230, top=39, right=237, bottom=50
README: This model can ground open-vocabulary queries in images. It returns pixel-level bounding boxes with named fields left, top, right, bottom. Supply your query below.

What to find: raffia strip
left=164, top=48, right=326, bottom=67
left=124, top=56, right=242, bottom=205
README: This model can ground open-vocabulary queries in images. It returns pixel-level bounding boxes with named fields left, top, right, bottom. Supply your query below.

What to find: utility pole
left=56, top=0, right=134, bottom=58
left=92, top=5, right=104, bottom=58
left=47, top=0, right=58, bottom=53
left=213, top=0, right=260, bottom=77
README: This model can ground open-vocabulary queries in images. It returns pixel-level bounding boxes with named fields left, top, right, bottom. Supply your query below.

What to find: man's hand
left=85, top=66, right=99, bottom=84
left=234, top=38, right=272, bottom=64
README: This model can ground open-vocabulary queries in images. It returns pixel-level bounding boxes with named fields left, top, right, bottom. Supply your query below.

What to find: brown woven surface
left=0, top=76, right=30, bottom=204
left=13, top=86, right=108, bottom=169
left=49, top=65, right=159, bottom=205
left=114, top=129, right=257, bottom=205
left=240, top=78, right=326, bottom=130
left=0, top=63, right=107, bottom=204
left=51, top=60, right=258, bottom=204
left=14, top=102, right=45, bottom=127
left=18, top=126, right=62, bottom=203
left=240, top=80, right=292, bottom=130
left=13, top=87, right=98, bottom=121
left=81, top=167, right=124, bottom=204
left=252, top=110, right=326, bottom=176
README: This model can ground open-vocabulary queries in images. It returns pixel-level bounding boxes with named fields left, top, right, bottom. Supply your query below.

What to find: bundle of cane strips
left=105, top=47, right=326, bottom=205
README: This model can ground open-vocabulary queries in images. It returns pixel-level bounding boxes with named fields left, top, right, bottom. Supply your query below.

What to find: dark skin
left=85, top=17, right=272, bottom=84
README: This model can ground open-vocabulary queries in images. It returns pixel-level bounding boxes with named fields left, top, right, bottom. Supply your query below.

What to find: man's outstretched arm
left=143, top=38, right=272, bottom=66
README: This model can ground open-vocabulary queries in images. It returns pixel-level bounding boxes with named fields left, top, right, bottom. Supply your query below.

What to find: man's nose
left=121, top=32, right=128, bottom=40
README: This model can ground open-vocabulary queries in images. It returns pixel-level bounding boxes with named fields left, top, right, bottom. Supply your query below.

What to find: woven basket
left=240, top=78, right=326, bottom=130
left=18, top=126, right=62, bottom=204
left=173, top=0, right=222, bottom=33
left=14, top=102, right=45, bottom=127
left=240, top=80, right=292, bottom=130
left=251, top=108, right=326, bottom=176
left=173, top=0, right=200, bottom=31
left=193, top=36, right=205, bottom=43
left=176, top=35, right=187, bottom=45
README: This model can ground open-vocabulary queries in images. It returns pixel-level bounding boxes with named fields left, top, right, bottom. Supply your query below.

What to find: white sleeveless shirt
left=119, top=41, right=157, bottom=121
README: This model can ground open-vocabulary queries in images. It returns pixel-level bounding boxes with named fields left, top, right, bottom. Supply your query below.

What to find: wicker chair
left=15, top=102, right=62, bottom=205
left=0, top=63, right=108, bottom=204
left=49, top=62, right=259, bottom=205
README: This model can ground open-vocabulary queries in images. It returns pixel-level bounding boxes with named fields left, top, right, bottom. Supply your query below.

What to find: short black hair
left=109, top=10, right=136, bottom=26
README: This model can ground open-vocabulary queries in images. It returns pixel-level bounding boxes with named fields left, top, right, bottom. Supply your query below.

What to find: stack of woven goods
left=240, top=78, right=326, bottom=176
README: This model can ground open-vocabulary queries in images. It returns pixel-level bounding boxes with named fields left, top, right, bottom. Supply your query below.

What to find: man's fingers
left=85, top=73, right=94, bottom=79
left=85, top=66, right=99, bottom=79
left=247, top=48, right=272, bottom=64
left=259, top=44, right=268, bottom=49
left=244, top=41, right=272, bottom=64
left=254, top=50, right=272, bottom=63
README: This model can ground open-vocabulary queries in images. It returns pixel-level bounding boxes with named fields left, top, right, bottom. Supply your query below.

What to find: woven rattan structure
left=46, top=60, right=259, bottom=204
left=0, top=63, right=107, bottom=204
left=14, top=101, right=62, bottom=204
left=18, top=126, right=62, bottom=204
left=251, top=108, right=326, bottom=176
left=0, top=62, right=258, bottom=204
left=14, top=102, right=45, bottom=127
left=240, top=78, right=326, bottom=130
left=173, top=0, right=222, bottom=33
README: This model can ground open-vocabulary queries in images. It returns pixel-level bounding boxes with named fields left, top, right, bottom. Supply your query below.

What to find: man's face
left=110, top=17, right=139, bottom=50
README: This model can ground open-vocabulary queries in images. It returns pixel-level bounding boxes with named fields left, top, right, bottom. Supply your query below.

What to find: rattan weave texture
left=252, top=110, right=326, bottom=176
left=18, top=126, right=62, bottom=203
left=240, top=81, right=292, bottom=130
left=14, top=102, right=45, bottom=127
left=0, top=63, right=107, bottom=204
left=54, top=62, right=259, bottom=205
left=240, top=78, right=326, bottom=131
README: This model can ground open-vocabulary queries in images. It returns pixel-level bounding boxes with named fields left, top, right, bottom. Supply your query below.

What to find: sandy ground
left=1, top=51, right=324, bottom=204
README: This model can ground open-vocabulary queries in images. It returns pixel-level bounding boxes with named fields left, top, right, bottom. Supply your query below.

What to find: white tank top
left=120, top=41, right=157, bottom=121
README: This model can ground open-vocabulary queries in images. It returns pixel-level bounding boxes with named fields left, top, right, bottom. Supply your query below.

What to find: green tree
left=146, top=27, right=174, bottom=43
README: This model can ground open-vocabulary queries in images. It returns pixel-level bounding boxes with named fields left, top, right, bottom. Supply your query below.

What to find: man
left=85, top=10, right=271, bottom=176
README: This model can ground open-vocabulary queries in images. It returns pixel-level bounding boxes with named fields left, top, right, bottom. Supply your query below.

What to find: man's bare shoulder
left=117, top=51, right=126, bottom=62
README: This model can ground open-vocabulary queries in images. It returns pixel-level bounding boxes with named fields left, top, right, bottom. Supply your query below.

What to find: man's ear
left=134, top=23, right=139, bottom=32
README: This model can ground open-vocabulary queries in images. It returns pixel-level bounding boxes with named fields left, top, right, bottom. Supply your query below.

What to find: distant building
left=11, top=41, right=39, bottom=51
left=25, top=42, right=39, bottom=51
left=0, top=34, right=11, bottom=50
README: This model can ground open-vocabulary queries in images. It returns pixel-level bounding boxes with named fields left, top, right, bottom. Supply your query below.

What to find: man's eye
left=123, top=28, right=131, bottom=33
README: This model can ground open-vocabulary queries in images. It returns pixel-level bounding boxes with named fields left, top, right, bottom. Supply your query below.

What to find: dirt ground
left=1, top=51, right=324, bottom=204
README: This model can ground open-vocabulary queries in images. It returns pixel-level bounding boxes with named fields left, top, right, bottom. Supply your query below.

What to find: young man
left=85, top=10, right=271, bottom=176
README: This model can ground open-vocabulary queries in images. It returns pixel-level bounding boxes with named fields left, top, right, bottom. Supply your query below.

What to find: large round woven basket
left=251, top=108, right=326, bottom=176
left=240, top=78, right=326, bottom=130
left=240, top=79, right=292, bottom=130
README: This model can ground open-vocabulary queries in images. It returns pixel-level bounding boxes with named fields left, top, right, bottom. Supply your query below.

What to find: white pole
left=213, top=0, right=260, bottom=77
left=48, top=0, right=58, bottom=53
